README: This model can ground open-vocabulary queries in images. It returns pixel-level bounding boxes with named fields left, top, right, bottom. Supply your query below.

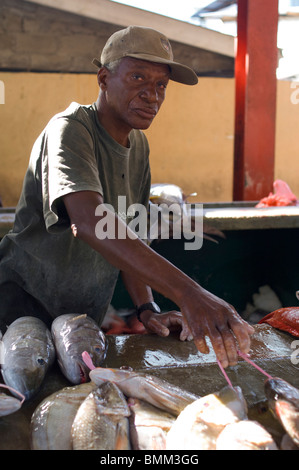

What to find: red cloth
left=259, top=307, right=299, bottom=337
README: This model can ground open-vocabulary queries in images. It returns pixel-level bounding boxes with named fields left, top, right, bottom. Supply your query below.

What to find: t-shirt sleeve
left=42, top=116, right=103, bottom=232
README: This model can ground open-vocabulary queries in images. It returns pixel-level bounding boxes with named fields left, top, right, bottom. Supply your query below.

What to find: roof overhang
left=23, top=0, right=235, bottom=58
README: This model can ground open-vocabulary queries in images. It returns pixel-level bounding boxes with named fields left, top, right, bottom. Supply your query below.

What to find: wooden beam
left=233, top=0, right=279, bottom=201
left=23, top=0, right=235, bottom=57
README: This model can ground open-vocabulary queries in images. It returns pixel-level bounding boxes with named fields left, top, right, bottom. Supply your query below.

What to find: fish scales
left=30, top=382, right=97, bottom=450
left=1, top=316, right=55, bottom=400
left=71, top=382, right=131, bottom=450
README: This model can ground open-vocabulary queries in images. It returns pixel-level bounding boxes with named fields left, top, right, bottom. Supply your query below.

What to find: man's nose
left=139, top=85, right=159, bottom=102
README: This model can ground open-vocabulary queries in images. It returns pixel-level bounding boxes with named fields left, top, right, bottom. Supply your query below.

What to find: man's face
left=99, top=57, right=170, bottom=134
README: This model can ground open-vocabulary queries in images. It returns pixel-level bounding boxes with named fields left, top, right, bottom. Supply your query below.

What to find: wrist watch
left=136, top=301, right=161, bottom=322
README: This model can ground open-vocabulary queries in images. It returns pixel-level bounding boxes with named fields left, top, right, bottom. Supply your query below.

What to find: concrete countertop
left=201, top=204, right=299, bottom=231
left=1, top=203, right=299, bottom=238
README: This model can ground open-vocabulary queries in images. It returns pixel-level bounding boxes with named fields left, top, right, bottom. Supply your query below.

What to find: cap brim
left=92, top=58, right=102, bottom=68
left=92, top=54, right=198, bottom=86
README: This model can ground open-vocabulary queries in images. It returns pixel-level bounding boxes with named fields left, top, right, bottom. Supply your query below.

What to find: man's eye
left=158, top=83, right=168, bottom=90
left=132, top=74, right=143, bottom=81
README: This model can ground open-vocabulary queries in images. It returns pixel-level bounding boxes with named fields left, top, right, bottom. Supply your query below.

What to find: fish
left=256, top=179, right=298, bottom=208
left=149, top=183, right=194, bottom=204
left=88, top=364, right=200, bottom=415
left=128, top=397, right=176, bottom=450
left=148, top=183, right=224, bottom=244
left=51, top=314, right=107, bottom=384
left=0, top=393, right=22, bottom=417
left=264, top=377, right=299, bottom=446
left=30, top=382, right=97, bottom=450
left=0, top=383, right=25, bottom=417
left=1, top=316, right=55, bottom=400
left=259, top=307, right=299, bottom=337
left=215, top=420, right=278, bottom=450
left=71, top=382, right=131, bottom=450
left=166, top=386, right=248, bottom=450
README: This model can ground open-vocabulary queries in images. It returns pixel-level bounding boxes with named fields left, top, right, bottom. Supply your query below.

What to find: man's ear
left=97, top=67, right=109, bottom=91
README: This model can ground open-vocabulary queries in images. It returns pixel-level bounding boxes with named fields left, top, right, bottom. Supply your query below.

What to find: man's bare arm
left=63, top=190, right=254, bottom=367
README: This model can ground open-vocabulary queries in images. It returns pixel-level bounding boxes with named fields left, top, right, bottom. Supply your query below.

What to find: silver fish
left=0, top=393, right=22, bottom=417
left=89, top=366, right=199, bottom=415
left=149, top=183, right=196, bottom=206
left=215, top=420, right=278, bottom=450
left=148, top=183, right=224, bottom=244
left=30, top=382, right=96, bottom=450
left=128, top=397, right=176, bottom=450
left=71, top=382, right=131, bottom=450
left=0, top=383, right=25, bottom=417
left=264, top=377, right=299, bottom=446
left=51, top=314, right=107, bottom=384
left=166, top=386, right=248, bottom=450
left=1, top=316, right=55, bottom=400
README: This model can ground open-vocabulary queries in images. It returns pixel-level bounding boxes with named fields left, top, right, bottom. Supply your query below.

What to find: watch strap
left=136, top=302, right=161, bottom=322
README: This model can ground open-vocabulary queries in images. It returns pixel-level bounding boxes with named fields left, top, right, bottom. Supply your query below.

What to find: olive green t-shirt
left=0, top=102, right=151, bottom=325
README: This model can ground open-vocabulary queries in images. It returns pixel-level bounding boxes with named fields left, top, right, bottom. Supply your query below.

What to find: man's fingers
left=145, top=315, right=170, bottom=337
left=229, top=318, right=255, bottom=355
left=194, top=334, right=210, bottom=355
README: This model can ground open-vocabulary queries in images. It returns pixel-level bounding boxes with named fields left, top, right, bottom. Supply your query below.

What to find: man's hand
left=139, top=310, right=193, bottom=342
left=179, top=285, right=255, bottom=369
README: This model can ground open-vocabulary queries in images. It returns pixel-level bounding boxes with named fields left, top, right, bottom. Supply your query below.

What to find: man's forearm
left=63, top=191, right=198, bottom=308
left=120, top=271, right=154, bottom=308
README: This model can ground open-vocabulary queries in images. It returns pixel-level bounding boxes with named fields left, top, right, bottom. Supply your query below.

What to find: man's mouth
left=134, top=107, right=157, bottom=119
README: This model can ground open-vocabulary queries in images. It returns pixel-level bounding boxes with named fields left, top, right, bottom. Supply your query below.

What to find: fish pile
left=28, top=356, right=299, bottom=451
left=1, top=313, right=299, bottom=450
left=0, top=314, right=107, bottom=413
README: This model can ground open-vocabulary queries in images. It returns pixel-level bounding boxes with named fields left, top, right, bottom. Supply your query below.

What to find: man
left=0, top=26, right=254, bottom=368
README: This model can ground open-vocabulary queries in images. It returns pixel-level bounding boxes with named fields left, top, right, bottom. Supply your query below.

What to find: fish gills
left=71, top=382, right=131, bottom=450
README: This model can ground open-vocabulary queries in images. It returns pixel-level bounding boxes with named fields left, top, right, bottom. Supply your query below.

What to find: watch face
left=151, top=302, right=161, bottom=313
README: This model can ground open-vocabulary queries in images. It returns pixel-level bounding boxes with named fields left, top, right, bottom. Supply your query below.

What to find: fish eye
left=37, top=358, right=45, bottom=365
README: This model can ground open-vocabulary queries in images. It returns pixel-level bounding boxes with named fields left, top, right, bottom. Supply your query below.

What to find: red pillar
left=233, top=0, right=279, bottom=201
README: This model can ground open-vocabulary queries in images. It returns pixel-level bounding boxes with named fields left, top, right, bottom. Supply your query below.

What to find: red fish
left=256, top=179, right=298, bottom=208
left=259, top=307, right=299, bottom=337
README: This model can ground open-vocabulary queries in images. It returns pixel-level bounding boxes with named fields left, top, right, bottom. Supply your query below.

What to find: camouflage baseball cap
left=92, top=25, right=198, bottom=85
